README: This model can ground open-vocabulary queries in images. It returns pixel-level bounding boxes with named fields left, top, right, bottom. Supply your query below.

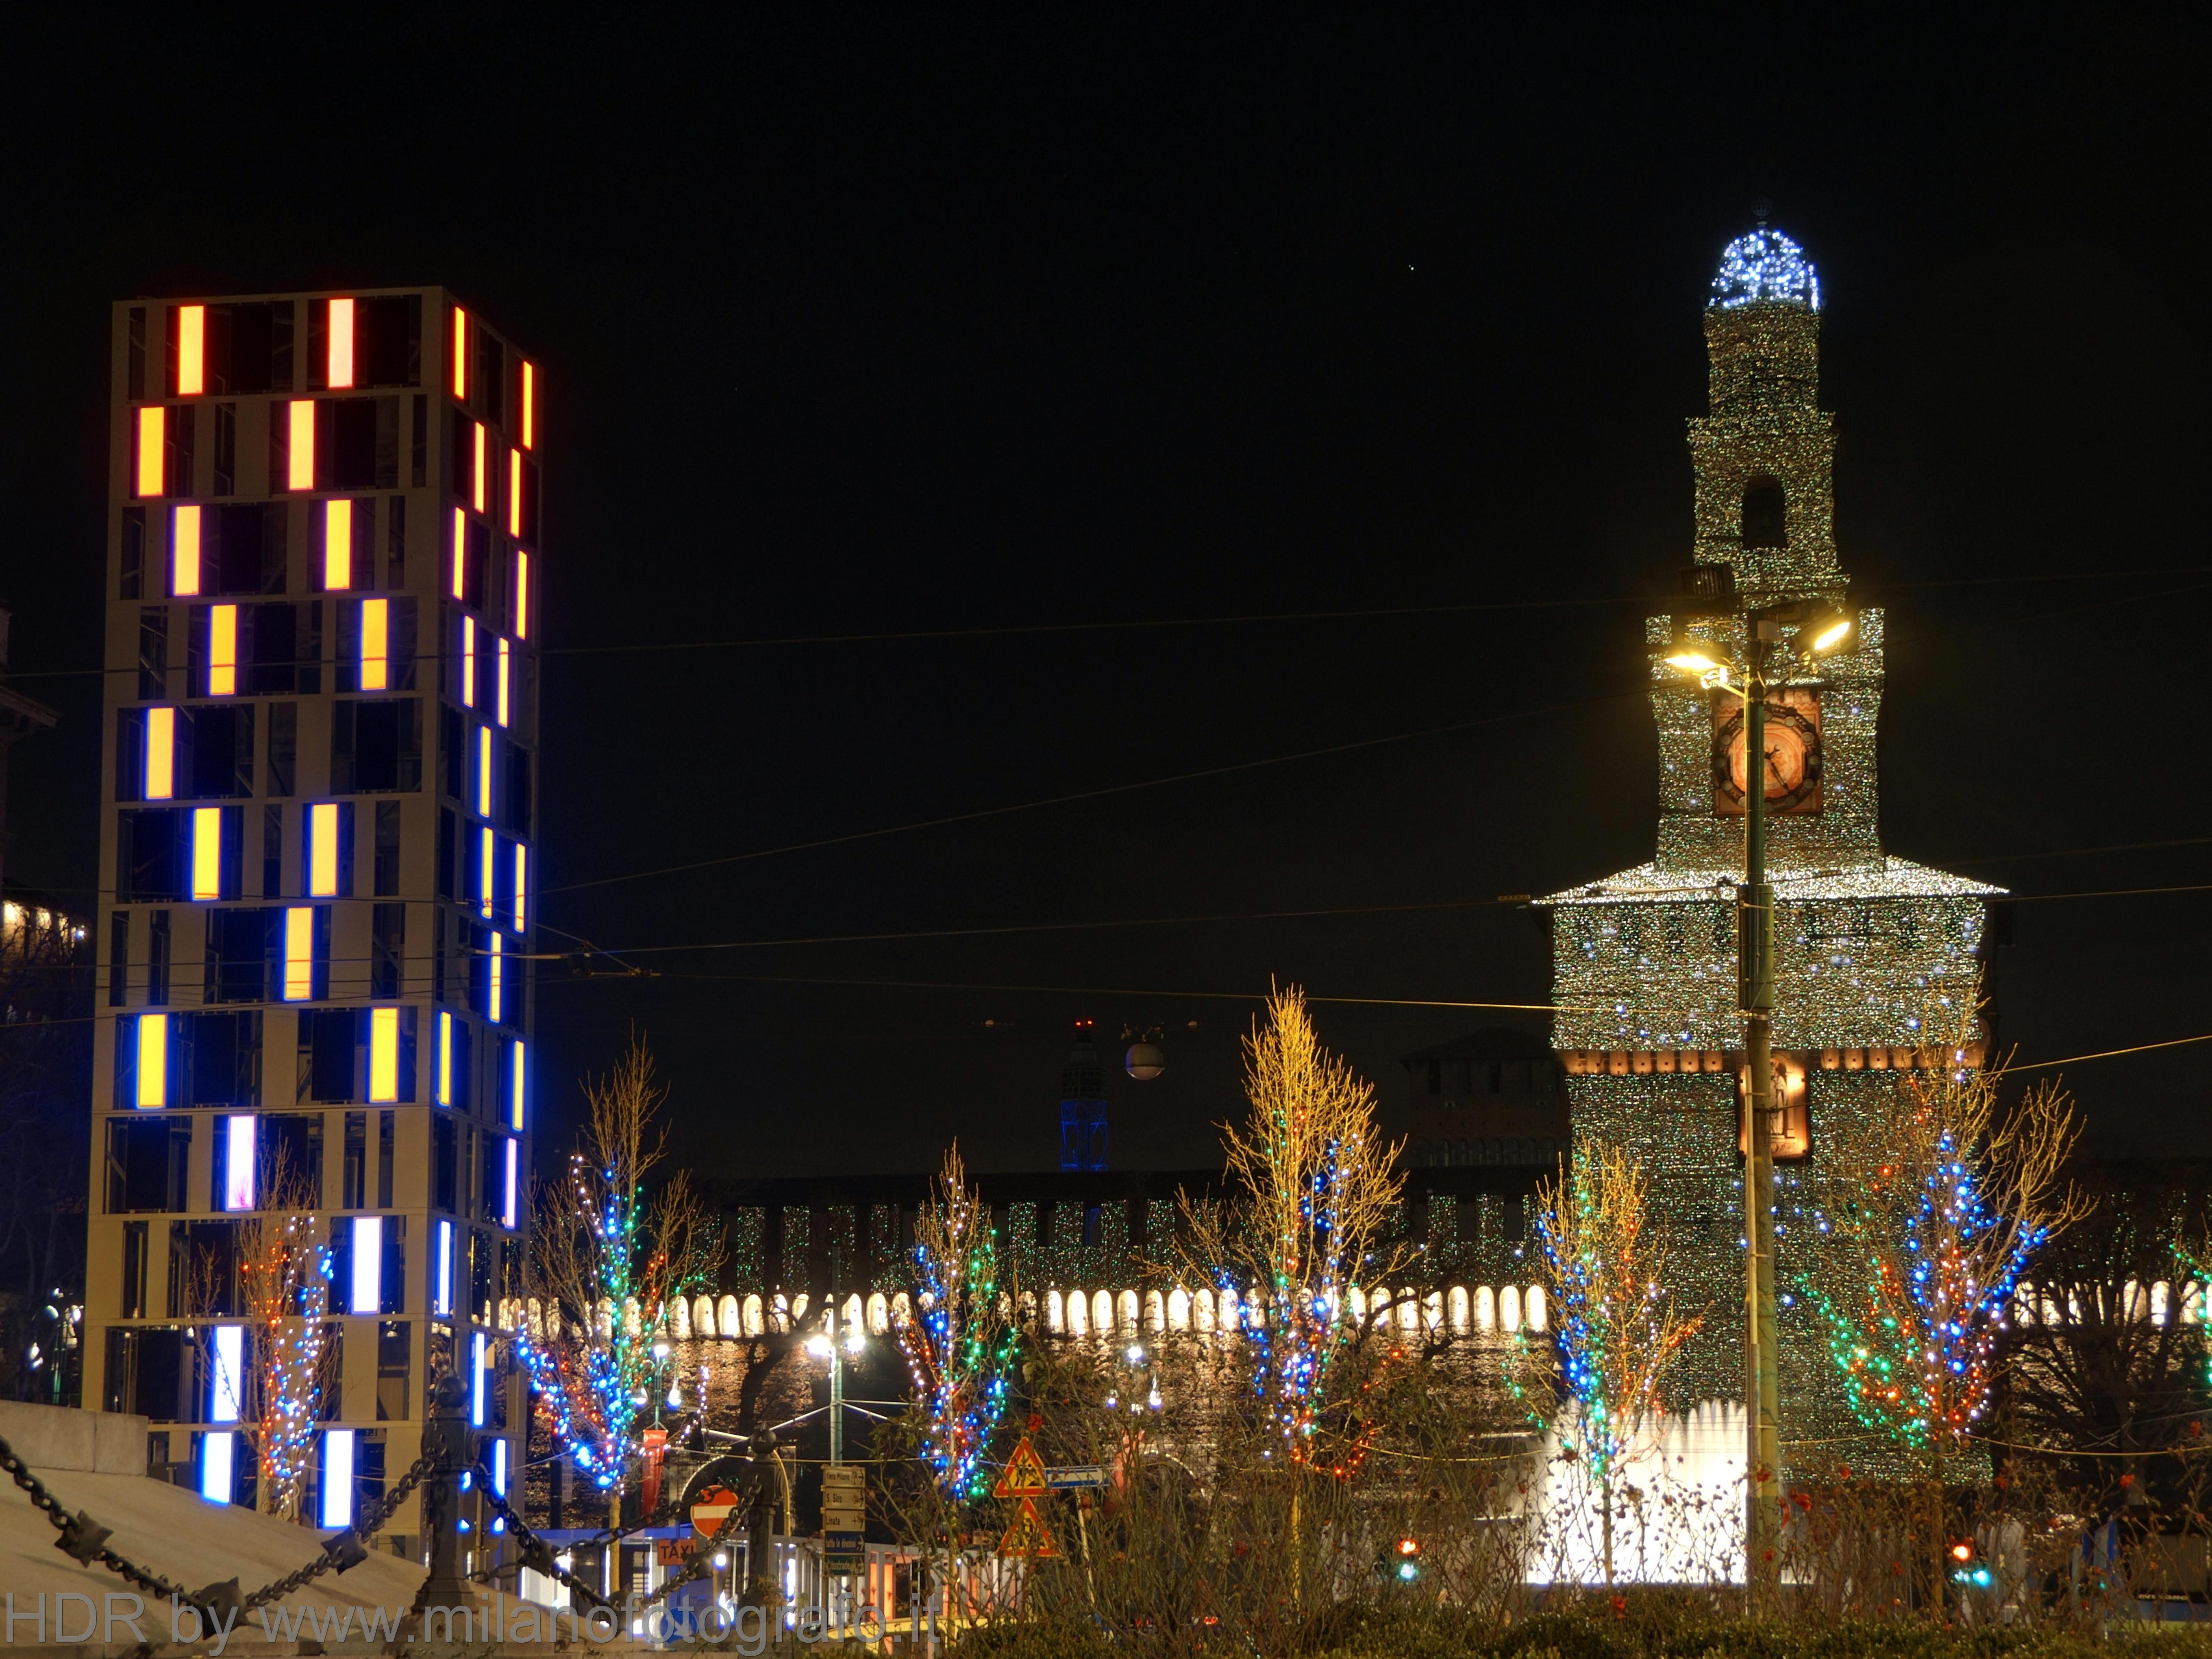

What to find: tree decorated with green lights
left=896, top=1140, right=1020, bottom=1505
left=515, top=1036, right=721, bottom=1528
left=1512, top=1141, right=1700, bottom=1585
left=1801, top=1010, right=2081, bottom=1599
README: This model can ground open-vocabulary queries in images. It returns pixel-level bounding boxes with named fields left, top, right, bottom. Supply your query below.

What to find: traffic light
left=1948, top=1540, right=1992, bottom=1588
left=1396, top=1537, right=1421, bottom=1581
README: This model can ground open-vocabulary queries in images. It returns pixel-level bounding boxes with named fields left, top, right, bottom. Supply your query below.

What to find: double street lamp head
left=1664, top=604, right=1855, bottom=688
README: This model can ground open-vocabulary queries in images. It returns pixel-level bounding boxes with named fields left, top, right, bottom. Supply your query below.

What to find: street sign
left=1045, top=1465, right=1108, bottom=1490
left=824, top=1529, right=865, bottom=1576
left=998, top=1498, right=1058, bottom=1559
left=992, top=1435, right=1049, bottom=1499
left=691, top=1485, right=738, bottom=1541
left=821, top=1464, right=867, bottom=1535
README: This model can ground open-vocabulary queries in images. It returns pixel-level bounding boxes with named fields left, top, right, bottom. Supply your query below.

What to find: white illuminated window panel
left=476, top=727, right=493, bottom=817
left=172, top=504, right=202, bottom=595
left=461, top=615, right=476, bottom=708
left=135, top=1015, right=167, bottom=1108
left=191, top=808, right=223, bottom=900
left=360, top=598, right=389, bottom=691
left=208, top=605, right=238, bottom=697
left=513, top=551, right=530, bottom=640
left=368, top=1006, right=400, bottom=1103
left=199, top=1431, right=234, bottom=1503
left=435, top=1219, right=454, bottom=1316
left=283, top=907, right=314, bottom=1002
left=503, top=1137, right=518, bottom=1229
left=176, top=306, right=205, bottom=396
left=519, top=361, right=534, bottom=449
left=287, top=400, right=315, bottom=491
left=472, top=422, right=487, bottom=512
left=135, top=406, right=164, bottom=497
left=223, top=1115, right=257, bottom=1211
left=512, top=843, right=527, bottom=934
left=487, top=932, right=504, bottom=1023
left=309, top=803, right=341, bottom=896
left=348, top=1217, right=382, bottom=1315
left=451, top=307, right=468, bottom=398
left=509, top=1040, right=526, bottom=1131
left=144, top=706, right=175, bottom=800
left=323, top=499, right=352, bottom=590
left=320, top=1429, right=355, bottom=1527
left=496, top=637, right=510, bottom=727
left=479, top=826, right=495, bottom=919
left=492, top=1435, right=508, bottom=1496
left=437, top=1011, right=454, bottom=1106
left=471, top=1330, right=489, bottom=1426
left=327, top=298, right=355, bottom=389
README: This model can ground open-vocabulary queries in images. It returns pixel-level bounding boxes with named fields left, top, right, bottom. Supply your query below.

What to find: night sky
left=3, top=14, right=2202, bottom=1176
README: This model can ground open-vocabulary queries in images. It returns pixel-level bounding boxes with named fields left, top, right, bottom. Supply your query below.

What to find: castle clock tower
left=1540, top=224, right=2001, bottom=1464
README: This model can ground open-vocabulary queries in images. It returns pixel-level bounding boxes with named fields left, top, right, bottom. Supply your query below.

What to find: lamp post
left=806, top=1310, right=867, bottom=1464
left=1664, top=601, right=1853, bottom=1608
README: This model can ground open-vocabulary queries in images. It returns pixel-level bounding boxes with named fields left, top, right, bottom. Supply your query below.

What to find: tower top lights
left=1710, top=226, right=1820, bottom=312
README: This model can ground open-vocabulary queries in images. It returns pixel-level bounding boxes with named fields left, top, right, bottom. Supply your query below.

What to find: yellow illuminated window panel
left=508, top=448, right=522, bottom=535
left=172, top=504, right=201, bottom=595
left=136, top=1015, right=167, bottom=1108
left=476, top=726, right=493, bottom=816
left=368, top=1007, right=399, bottom=1103
left=452, top=307, right=468, bottom=399
left=309, top=803, right=341, bottom=896
left=135, top=407, right=164, bottom=497
left=487, top=932, right=503, bottom=1023
left=361, top=599, right=389, bottom=691
left=283, top=907, right=313, bottom=1001
left=461, top=615, right=476, bottom=708
left=513, top=843, right=527, bottom=934
left=209, top=605, right=238, bottom=696
left=323, top=499, right=351, bottom=590
left=191, top=808, right=223, bottom=901
left=479, top=826, right=495, bottom=919
left=520, top=361, right=534, bottom=448
left=287, top=400, right=315, bottom=490
left=177, top=305, right=205, bottom=396
left=327, top=298, right=354, bottom=388
left=145, top=707, right=175, bottom=800
left=513, top=551, right=530, bottom=640
left=496, top=637, right=510, bottom=727
left=472, top=422, right=487, bottom=512
left=509, top=1040, right=525, bottom=1130
left=437, top=1011, right=454, bottom=1106
left=449, top=507, right=467, bottom=599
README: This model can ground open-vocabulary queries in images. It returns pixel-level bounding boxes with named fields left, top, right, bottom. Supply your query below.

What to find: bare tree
left=514, top=1034, right=722, bottom=1530
left=1801, top=1005, right=2085, bottom=1603
left=1517, top=1141, right=1702, bottom=1585
left=1172, top=985, right=1409, bottom=1601
left=183, top=1149, right=335, bottom=1518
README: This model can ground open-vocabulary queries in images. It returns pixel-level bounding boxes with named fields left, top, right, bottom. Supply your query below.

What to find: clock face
left=1714, top=687, right=1823, bottom=815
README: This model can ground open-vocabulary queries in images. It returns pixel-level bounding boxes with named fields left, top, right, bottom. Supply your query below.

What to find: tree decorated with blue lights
left=1512, top=1141, right=1699, bottom=1585
left=516, top=1036, right=721, bottom=1529
left=1803, top=1012, right=2081, bottom=1600
left=896, top=1140, right=1020, bottom=1504
left=1172, top=985, right=1407, bottom=1605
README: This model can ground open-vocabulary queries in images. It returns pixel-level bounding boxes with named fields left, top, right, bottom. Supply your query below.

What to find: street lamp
left=1662, top=599, right=1853, bottom=1604
left=806, top=1311, right=869, bottom=1464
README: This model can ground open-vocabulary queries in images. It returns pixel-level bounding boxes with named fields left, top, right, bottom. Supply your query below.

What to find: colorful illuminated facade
left=85, top=290, right=539, bottom=1545
left=1541, top=227, right=1999, bottom=1469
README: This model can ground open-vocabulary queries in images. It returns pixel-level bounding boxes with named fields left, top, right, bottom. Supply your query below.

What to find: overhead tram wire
left=10, top=564, right=2212, bottom=685
left=541, top=684, right=1648, bottom=895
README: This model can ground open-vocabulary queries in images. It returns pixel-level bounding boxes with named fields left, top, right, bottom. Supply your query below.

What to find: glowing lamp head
left=1126, top=1344, right=1146, bottom=1365
left=1664, top=638, right=1726, bottom=675
left=805, top=1334, right=834, bottom=1360
left=1801, top=608, right=1855, bottom=658
left=1124, top=1041, right=1165, bottom=1080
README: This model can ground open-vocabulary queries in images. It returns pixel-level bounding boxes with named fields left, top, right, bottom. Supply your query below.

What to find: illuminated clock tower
left=1540, top=224, right=2000, bottom=1466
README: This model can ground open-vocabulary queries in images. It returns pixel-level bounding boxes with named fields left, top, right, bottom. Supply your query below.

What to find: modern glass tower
left=85, top=290, right=539, bottom=1548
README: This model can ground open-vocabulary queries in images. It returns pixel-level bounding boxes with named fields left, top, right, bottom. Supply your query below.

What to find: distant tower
left=1059, top=1019, right=1108, bottom=1171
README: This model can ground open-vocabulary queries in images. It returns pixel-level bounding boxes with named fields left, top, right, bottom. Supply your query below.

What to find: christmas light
left=1710, top=227, right=1819, bottom=311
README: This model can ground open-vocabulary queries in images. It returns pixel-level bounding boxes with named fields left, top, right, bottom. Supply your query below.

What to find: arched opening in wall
left=1741, top=479, right=1786, bottom=549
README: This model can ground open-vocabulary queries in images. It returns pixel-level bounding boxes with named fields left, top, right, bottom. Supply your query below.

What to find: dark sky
left=3, top=12, right=2203, bottom=1175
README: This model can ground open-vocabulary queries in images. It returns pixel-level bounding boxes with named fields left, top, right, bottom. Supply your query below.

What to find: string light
left=1710, top=227, right=1819, bottom=311
left=895, top=1151, right=1020, bottom=1501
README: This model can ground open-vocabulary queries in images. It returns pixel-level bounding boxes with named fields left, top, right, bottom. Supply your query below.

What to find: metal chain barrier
left=472, top=1458, right=752, bottom=1618
left=1, top=1428, right=434, bottom=1631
